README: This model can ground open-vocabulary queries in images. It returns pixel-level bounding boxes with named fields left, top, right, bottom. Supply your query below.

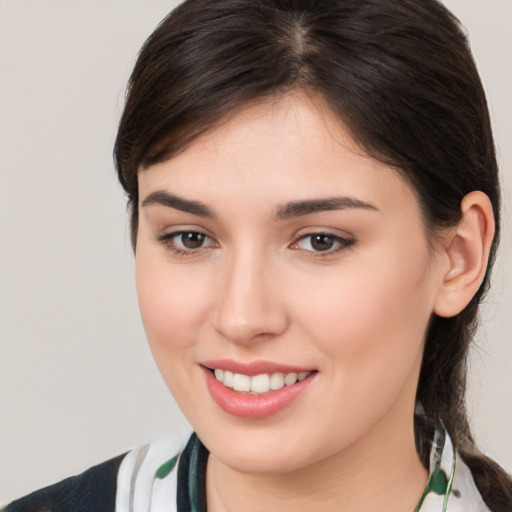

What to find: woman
left=3, top=0, right=511, bottom=511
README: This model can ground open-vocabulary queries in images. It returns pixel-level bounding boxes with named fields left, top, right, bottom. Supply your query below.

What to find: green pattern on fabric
left=426, top=468, right=449, bottom=495
left=156, top=456, right=178, bottom=479
left=442, top=443, right=458, bottom=512
left=414, top=424, right=452, bottom=512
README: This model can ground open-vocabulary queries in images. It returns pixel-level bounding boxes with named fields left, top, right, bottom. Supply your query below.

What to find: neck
left=206, top=408, right=428, bottom=512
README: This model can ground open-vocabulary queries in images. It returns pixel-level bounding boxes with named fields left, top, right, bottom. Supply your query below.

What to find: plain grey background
left=1, top=0, right=511, bottom=503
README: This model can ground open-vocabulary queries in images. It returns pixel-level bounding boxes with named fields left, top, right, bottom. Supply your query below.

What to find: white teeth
left=213, top=369, right=312, bottom=394
left=233, top=373, right=251, bottom=392
left=250, top=373, right=270, bottom=393
left=270, top=372, right=285, bottom=390
left=284, top=372, right=298, bottom=386
left=223, top=371, right=234, bottom=387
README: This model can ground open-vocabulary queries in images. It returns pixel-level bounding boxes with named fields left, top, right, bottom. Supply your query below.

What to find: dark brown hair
left=114, top=0, right=511, bottom=508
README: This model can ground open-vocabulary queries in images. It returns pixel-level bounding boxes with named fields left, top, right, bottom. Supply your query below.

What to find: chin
left=195, top=420, right=333, bottom=476
left=212, top=443, right=313, bottom=475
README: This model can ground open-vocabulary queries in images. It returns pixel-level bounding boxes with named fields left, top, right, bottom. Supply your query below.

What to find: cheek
left=135, top=253, right=216, bottom=419
left=291, top=243, right=435, bottom=389
left=135, top=251, right=211, bottom=358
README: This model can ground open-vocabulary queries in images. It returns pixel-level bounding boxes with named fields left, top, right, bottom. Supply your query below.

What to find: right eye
left=157, top=230, right=216, bottom=255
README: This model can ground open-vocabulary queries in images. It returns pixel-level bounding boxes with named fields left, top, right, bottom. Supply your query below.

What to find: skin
left=135, top=94, right=468, bottom=511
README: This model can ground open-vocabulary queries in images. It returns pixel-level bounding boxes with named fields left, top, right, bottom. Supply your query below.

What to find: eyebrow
left=141, top=190, right=378, bottom=220
left=142, top=191, right=214, bottom=217
left=273, top=196, right=378, bottom=220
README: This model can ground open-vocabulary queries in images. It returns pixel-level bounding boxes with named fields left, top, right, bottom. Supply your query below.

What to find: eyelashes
left=156, top=230, right=355, bottom=258
left=156, top=231, right=217, bottom=256
left=291, top=233, right=355, bottom=254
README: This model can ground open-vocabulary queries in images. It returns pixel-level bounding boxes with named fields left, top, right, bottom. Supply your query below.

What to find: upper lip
left=200, top=359, right=315, bottom=376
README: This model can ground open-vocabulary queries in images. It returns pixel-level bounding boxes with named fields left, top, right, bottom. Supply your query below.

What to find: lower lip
left=202, top=366, right=316, bottom=419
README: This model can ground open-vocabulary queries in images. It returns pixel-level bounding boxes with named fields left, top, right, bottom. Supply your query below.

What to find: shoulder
left=2, top=453, right=126, bottom=512
left=3, top=434, right=189, bottom=512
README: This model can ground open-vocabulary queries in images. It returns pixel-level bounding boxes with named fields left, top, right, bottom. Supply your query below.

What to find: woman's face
left=135, top=95, right=446, bottom=474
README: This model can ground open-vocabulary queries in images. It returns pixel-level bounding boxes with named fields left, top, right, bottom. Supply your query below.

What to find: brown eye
left=180, top=232, right=207, bottom=249
left=157, top=230, right=216, bottom=254
left=293, top=233, right=355, bottom=254
left=310, top=234, right=335, bottom=251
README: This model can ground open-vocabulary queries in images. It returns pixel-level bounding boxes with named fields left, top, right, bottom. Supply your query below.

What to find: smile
left=213, top=369, right=311, bottom=394
left=200, top=361, right=317, bottom=419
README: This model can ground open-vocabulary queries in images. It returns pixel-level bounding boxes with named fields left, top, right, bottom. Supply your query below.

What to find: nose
left=213, top=249, right=288, bottom=344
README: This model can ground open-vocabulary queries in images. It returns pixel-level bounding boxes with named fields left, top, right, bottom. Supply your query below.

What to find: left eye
left=176, top=231, right=210, bottom=249
left=158, top=230, right=216, bottom=253
left=293, top=233, right=353, bottom=253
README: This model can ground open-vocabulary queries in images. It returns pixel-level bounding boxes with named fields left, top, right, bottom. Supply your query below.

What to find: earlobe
left=433, top=191, right=495, bottom=318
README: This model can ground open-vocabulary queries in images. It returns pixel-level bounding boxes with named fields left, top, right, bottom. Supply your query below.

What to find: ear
left=434, top=191, right=495, bottom=318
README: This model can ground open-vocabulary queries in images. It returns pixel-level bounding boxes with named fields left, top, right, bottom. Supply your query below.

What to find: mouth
left=200, top=360, right=317, bottom=419
left=210, top=368, right=312, bottom=394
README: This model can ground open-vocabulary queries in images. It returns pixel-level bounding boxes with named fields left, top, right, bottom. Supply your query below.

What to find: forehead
left=138, top=94, right=420, bottom=221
